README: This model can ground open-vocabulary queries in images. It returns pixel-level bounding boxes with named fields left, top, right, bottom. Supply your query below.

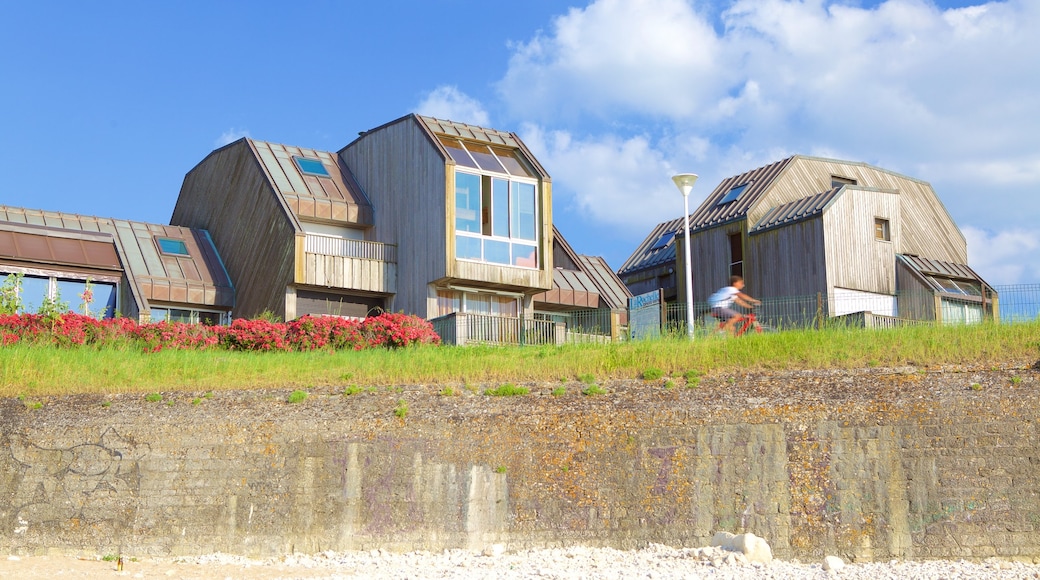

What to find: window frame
left=156, top=237, right=190, bottom=256
left=874, top=218, right=891, bottom=242
left=717, top=183, right=750, bottom=206
left=293, top=156, right=332, bottom=178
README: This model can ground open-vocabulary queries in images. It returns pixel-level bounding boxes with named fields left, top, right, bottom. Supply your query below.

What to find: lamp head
left=672, top=173, right=699, bottom=197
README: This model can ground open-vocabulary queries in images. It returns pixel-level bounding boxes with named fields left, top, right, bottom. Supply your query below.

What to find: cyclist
left=708, top=275, right=761, bottom=335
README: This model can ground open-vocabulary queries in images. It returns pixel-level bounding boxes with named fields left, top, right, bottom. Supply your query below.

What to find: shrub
left=485, top=383, right=529, bottom=397
left=394, top=400, right=408, bottom=418
left=551, top=386, right=566, bottom=397
left=287, top=390, right=308, bottom=404
left=582, top=385, right=607, bottom=396
left=642, top=367, right=664, bottom=380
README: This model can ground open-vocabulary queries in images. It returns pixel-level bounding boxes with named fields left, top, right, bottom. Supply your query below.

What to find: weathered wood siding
left=755, top=158, right=965, bottom=263
left=895, top=260, right=937, bottom=321
left=171, top=140, right=298, bottom=320
left=687, top=223, right=746, bottom=303
left=822, top=190, right=900, bottom=296
left=301, top=251, right=397, bottom=294
left=748, top=218, right=827, bottom=300
left=339, top=119, right=447, bottom=318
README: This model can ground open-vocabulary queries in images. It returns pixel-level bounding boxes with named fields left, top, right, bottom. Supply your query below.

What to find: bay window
left=446, top=138, right=540, bottom=268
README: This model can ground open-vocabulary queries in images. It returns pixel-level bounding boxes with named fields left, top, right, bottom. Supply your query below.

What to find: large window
left=2, top=272, right=117, bottom=318
left=149, top=307, right=227, bottom=325
left=436, top=290, right=519, bottom=317
left=445, top=137, right=539, bottom=268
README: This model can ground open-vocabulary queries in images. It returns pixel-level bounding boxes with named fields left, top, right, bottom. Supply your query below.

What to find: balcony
left=299, top=234, right=397, bottom=294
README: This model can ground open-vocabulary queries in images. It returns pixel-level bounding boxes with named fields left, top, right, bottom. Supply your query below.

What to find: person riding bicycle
left=708, top=275, right=761, bottom=335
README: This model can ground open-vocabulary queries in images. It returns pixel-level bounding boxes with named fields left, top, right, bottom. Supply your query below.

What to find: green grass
left=582, top=384, right=607, bottom=396
left=1, top=321, right=1038, bottom=397
left=642, top=367, right=664, bottom=380
left=286, top=390, right=308, bottom=404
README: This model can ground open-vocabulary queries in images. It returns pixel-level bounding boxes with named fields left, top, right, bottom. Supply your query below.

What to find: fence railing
left=430, top=312, right=560, bottom=346
left=304, top=234, right=397, bottom=263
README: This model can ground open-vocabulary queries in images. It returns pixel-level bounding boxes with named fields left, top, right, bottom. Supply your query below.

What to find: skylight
left=649, top=231, right=675, bottom=252
left=294, top=156, right=331, bottom=177
left=157, top=237, right=189, bottom=256
left=717, top=183, right=749, bottom=206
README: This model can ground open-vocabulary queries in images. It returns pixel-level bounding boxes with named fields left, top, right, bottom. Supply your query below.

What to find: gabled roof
left=246, top=139, right=373, bottom=225
left=0, top=205, right=234, bottom=312
left=534, top=227, right=632, bottom=310
left=688, top=156, right=794, bottom=231
left=617, top=217, right=684, bottom=276
left=577, top=254, right=632, bottom=310
left=749, top=187, right=842, bottom=234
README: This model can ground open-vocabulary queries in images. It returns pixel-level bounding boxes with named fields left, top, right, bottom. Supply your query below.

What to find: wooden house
left=619, top=156, right=996, bottom=324
left=172, top=138, right=390, bottom=321
left=173, top=115, right=561, bottom=338
left=0, top=206, right=233, bottom=323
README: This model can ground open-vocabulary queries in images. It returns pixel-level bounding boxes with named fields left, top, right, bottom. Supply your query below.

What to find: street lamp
left=672, top=173, right=698, bottom=339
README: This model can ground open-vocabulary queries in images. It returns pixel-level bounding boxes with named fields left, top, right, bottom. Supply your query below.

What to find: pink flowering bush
left=0, top=311, right=439, bottom=352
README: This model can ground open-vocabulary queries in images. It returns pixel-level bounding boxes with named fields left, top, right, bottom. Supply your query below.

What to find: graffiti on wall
left=4, top=427, right=148, bottom=536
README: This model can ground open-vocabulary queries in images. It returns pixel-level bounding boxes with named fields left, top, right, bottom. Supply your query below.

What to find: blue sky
left=2, top=0, right=1038, bottom=284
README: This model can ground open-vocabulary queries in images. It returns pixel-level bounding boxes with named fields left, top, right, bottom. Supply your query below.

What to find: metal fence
left=432, top=284, right=1040, bottom=346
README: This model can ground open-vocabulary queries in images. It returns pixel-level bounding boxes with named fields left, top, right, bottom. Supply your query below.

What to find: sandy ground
left=0, top=555, right=335, bottom=580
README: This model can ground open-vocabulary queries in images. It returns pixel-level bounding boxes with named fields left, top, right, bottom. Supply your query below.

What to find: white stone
left=731, top=532, right=773, bottom=565
left=710, top=531, right=736, bottom=550
left=823, top=555, right=845, bottom=571
left=482, top=544, right=505, bottom=557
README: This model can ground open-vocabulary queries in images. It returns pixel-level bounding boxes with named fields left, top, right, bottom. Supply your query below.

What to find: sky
left=2, top=0, right=1038, bottom=284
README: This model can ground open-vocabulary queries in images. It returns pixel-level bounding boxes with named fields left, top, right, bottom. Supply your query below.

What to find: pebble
left=162, top=544, right=1040, bottom=579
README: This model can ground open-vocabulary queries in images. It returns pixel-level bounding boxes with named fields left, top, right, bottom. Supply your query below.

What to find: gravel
left=166, top=544, right=1040, bottom=580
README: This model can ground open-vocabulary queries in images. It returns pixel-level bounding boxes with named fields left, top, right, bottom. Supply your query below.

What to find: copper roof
left=577, top=254, right=632, bottom=310
left=248, top=139, right=373, bottom=225
left=898, top=254, right=985, bottom=281
left=0, top=205, right=234, bottom=310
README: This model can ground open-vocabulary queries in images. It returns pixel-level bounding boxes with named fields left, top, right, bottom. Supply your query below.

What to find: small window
left=157, top=237, right=190, bottom=256
left=874, top=218, right=890, bottom=241
left=717, top=183, right=749, bottom=206
left=294, top=156, right=331, bottom=177
left=728, top=232, right=744, bottom=277
left=832, top=175, right=857, bottom=188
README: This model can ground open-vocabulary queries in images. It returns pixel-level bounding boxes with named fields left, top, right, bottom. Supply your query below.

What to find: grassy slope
left=2, top=321, right=1038, bottom=398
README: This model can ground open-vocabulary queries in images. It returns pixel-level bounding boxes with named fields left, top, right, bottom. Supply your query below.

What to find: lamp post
left=672, top=173, right=698, bottom=339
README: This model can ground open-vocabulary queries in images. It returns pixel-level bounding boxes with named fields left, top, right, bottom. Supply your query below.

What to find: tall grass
left=2, top=321, right=1038, bottom=397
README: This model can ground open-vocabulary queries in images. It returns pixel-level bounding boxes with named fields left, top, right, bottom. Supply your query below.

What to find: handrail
left=304, top=234, right=397, bottom=263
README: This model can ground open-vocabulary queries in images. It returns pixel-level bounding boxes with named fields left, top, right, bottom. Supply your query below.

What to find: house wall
left=747, top=217, right=828, bottom=300
left=754, top=158, right=965, bottom=263
left=687, top=222, right=748, bottom=304
left=339, top=119, right=448, bottom=318
left=171, top=140, right=298, bottom=320
left=896, top=260, right=938, bottom=321
left=822, top=190, right=900, bottom=296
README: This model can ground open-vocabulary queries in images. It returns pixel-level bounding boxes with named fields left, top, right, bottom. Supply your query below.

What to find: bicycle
left=712, top=307, right=763, bottom=336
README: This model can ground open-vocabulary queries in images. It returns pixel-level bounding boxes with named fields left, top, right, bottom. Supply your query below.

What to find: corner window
left=157, top=237, right=190, bottom=256
left=454, top=169, right=540, bottom=268
left=1, top=272, right=117, bottom=318
left=293, top=156, right=331, bottom=177
left=874, top=218, right=890, bottom=241
left=717, top=183, right=749, bottom=206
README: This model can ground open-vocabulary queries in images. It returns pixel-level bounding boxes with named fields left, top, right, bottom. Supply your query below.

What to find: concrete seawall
left=1, top=365, right=1038, bottom=562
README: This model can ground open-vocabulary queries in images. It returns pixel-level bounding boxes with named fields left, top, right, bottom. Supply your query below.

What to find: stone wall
left=1, top=365, right=1038, bottom=562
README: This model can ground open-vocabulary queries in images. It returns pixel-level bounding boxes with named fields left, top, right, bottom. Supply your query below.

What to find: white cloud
left=216, top=128, right=250, bottom=147
left=413, top=86, right=490, bottom=127
left=963, top=225, right=1040, bottom=285
left=520, top=124, right=685, bottom=231
left=495, top=0, right=1040, bottom=280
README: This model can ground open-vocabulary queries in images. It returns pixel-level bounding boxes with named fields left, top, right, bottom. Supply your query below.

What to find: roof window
left=157, top=237, right=189, bottom=256
left=294, top=156, right=331, bottom=177
left=717, top=183, right=749, bottom=206
left=649, top=231, right=675, bottom=252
